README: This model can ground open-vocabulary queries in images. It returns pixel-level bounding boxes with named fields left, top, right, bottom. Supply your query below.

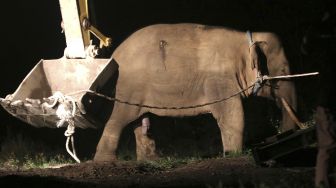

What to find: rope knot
left=64, top=121, right=75, bottom=137
left=46, top=91, right=80, bottom=163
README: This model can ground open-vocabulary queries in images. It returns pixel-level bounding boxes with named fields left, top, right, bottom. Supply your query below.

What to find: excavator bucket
left=0, top=0, right=116, bottom=130
left=0, top=58, right=116, bottom=129
left=0, top=0, right=116, bottom=162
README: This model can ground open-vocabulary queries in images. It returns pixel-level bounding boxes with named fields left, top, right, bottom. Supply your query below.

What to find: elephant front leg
left=134, top=117, right=159, bottom=161
left=213, top=97, right=244, bottom=156
left=94, top=103, right=141, bottom=162
left=94, top=119, right=124, bottom=162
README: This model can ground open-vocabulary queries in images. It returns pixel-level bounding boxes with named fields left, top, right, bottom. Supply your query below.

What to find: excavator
left=0, top=0, right=115, bottom=162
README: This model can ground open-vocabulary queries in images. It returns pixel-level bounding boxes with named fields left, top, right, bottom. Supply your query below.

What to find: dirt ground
left=0, top=156, right=315, bottom=188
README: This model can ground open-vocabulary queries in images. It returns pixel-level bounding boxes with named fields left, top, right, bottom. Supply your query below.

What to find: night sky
left=0, top=0, right=335, bottom=140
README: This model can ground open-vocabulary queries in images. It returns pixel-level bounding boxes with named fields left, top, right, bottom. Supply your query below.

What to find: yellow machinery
left=60, top=0, right=111, bottom=58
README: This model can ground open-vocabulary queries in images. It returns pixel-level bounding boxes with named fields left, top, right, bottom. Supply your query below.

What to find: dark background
left=0, top=0, right=335, bottom=159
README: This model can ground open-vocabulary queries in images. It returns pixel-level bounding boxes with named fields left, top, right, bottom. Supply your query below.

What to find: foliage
left=225, top=149, right=252, bottom=158
left=139, top=149, right=253, bottom=172
left=140, top=156, right=201, bottom=171
left=0, top=131, right=73, bottom=169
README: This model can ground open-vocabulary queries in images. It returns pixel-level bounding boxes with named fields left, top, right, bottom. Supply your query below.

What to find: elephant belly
left=111, top=23, right=240, bottom=116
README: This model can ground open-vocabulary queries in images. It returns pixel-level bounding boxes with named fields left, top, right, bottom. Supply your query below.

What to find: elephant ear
left=249, top=41, right=268, bottom=75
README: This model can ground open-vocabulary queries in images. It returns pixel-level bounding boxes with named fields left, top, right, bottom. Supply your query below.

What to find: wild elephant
left=93, top=23, right=297, bottom=162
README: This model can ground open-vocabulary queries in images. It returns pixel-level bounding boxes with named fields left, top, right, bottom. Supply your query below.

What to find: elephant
left=92, top=23, right=297, bottom=162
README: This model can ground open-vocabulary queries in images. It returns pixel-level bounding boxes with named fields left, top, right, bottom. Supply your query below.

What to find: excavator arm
left=59, top=0, right=111, bottom=58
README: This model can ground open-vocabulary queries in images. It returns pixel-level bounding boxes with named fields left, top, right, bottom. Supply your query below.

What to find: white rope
left=47, top=91, right=81, bottom=163
left=64, top=121, right=80, bottom=163
left=262, top=72, right=319, bottom=81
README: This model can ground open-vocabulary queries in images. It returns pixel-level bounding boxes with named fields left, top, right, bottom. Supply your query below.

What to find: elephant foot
left=93, top=153, right=117, bottom=163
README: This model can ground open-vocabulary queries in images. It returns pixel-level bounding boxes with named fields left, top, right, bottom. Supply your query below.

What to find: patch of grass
left=134, top=153, right=254, bottom=171
left=22, top=153, right=73, bottom=169
left=135, top=149, right=253, bottom=172
left=0, top=132, right=74, bottom=169
left=225, top=149, right=253, bottom=158
left=140, top=156, right=201, bottom=171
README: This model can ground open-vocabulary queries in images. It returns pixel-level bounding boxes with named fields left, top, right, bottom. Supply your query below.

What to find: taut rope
left=262, top=72, right=319, bottom=81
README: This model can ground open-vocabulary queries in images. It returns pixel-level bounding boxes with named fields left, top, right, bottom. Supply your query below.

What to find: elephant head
left=243, top=33, right=297, bottom=132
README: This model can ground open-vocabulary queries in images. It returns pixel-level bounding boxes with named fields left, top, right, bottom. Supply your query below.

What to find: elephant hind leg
left=134, top=116, right=159, bottom=161
left=94, top=104, right=141, bottom=162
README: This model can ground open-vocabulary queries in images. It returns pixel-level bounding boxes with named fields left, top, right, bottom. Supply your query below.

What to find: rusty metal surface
left=0, top=58, right=113, bottom=129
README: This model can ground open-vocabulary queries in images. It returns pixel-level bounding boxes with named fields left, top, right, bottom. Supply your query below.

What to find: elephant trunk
left=275, top=80, right=298, bottom=132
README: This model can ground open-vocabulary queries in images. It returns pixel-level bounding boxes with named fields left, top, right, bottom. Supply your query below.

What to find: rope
left=67, top=84, right=256, bottom=110
left=46, top=91, right=81, bottom=163
left=262, top=72, right=319, bottom=80
left=64, top=121, right=81, bottom=163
